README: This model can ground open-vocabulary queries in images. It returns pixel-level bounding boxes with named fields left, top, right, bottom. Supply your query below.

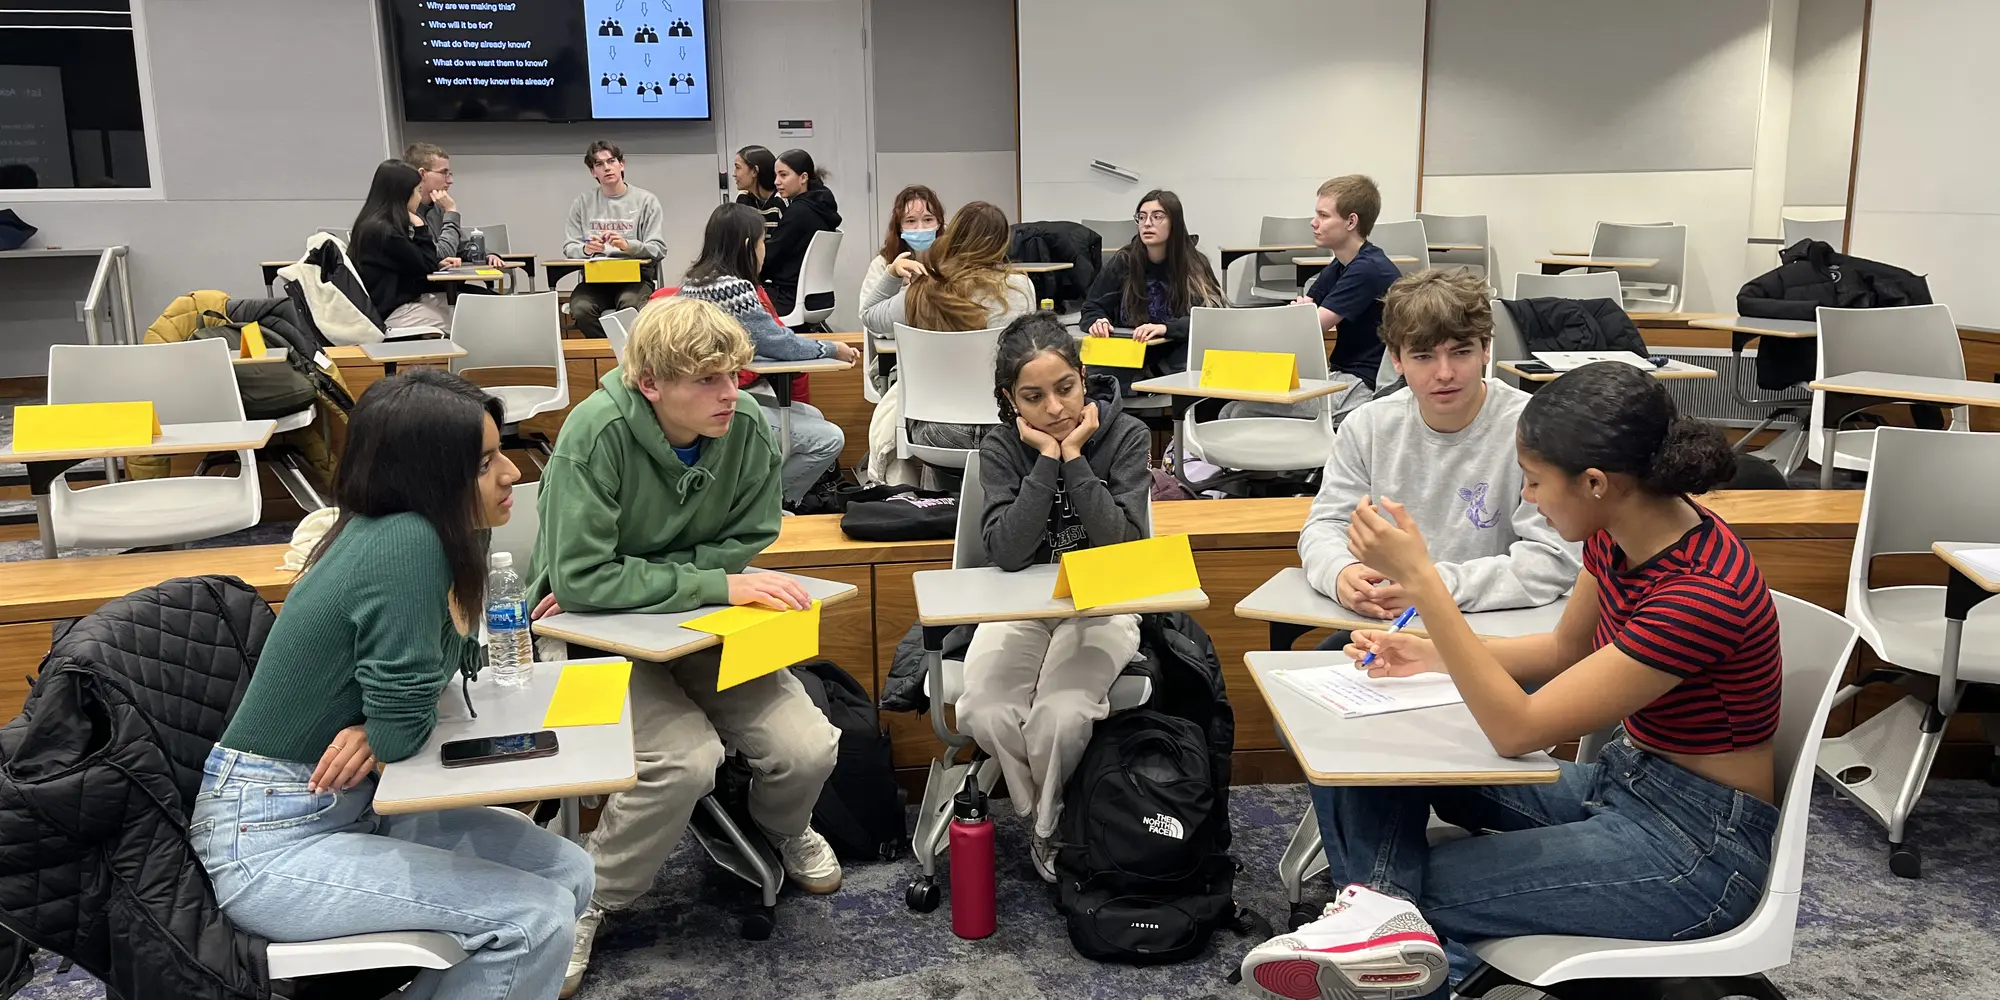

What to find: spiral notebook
left=1270, top=664, right=1464, bottom=719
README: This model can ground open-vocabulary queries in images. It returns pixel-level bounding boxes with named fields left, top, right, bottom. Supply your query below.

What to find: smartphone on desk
left=1512, top=361, right=1555, bottom=375
left=441, top=730, right=559, bottom=768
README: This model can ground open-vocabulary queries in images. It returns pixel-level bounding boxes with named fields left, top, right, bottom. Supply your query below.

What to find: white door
left=718, top=0, right=872, bottom=329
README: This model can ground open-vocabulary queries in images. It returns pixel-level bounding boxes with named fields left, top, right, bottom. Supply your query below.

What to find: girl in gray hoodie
left=954, top=313, right=1154, bottom=883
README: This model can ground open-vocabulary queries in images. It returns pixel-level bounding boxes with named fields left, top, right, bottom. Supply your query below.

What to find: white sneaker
left=561, top=904, right=605, bottom=999
left=767, top=825, right=843, bottom=894
left=1030, top=833, right=1058, bottom=884
left=1239, top=885, right=1446, bottom=1000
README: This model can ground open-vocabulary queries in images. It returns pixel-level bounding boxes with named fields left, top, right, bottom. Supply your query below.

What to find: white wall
left=1785, top=0, right=1865, bottom=209
left=1014, top=0, right=1425, bottom=290
left=870, top=0, right=1018, bottom=249
left=1849, top=0, right=2000, bottom=330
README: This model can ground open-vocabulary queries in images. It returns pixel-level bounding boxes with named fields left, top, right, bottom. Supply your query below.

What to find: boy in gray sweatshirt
left=564, top=141, right=668, bottom=339
left=1299, top=270, right=1578, bottom=619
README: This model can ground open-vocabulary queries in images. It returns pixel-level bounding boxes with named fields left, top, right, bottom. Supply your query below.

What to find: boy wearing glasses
left=402, top=142, right=505, bottom=269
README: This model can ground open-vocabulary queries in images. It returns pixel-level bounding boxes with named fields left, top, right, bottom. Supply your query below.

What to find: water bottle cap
left=952, top=773, right=987, bottom=821
left=489, top=551, right=513, bottom=569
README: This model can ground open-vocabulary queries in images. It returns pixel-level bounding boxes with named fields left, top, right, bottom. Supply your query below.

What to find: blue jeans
left=754, top=396, right=845, bottom=503
left=190, top=746, right=595, bottom=1000
left=1310, top=733, right=1778, bottom=1000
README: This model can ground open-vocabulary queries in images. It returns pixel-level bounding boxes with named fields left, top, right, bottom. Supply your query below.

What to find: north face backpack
left=790, top=660, right=907, bottom=861
left=1054, top=708, right=1240, bottom=964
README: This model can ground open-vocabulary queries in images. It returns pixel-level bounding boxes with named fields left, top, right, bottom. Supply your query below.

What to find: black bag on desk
left=1737, top=239, right=1933, bottom=390
left=839, top=486, right=958, bottom=541
left=0, top=210, right=35, bottom=251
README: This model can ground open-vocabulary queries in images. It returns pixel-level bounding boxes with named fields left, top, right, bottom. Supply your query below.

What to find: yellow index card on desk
left=474, top=268, right=504, bottom=277
left=10, top=401, right=161, bottom=454
left=1052, top=533, right=1199, bottom=611
left=238, top=321, right=267, bottom=359
left=684, top=601, right=823, bottom=690
left=1080, top=336, right=1147, bottom=368
left=1199, top=350, right=1298, bottom=393
left=542, top=660, right=633, bottom=728
left=584, top=258, right=642, bottom=283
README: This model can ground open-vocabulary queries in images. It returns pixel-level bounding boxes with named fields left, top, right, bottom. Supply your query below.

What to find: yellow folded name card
left=1080, top=336, right=1147, bottom=369
left=1199, top=349, right=1299, bottom=392
left=583, top=258, right=642, bottom=283
left=541, top=660, right=633, bottom=728
left=684, top=600, right=822, bottom=690
left=11, top=401, right=161, bottom=454
left=238, top=320, right=267, bottom=359
left=1053, top=533, right=1200, bottom=611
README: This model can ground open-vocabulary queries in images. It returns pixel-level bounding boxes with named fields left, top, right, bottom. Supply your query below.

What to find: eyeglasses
left=427, top=167, right=453, bottom=178
left=1133, top=212, right=1170, bottom=225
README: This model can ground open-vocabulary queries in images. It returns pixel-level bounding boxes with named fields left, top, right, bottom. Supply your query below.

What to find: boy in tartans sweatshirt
left=526, top=296, right=840, bottom=999
left=1298, top=269, right=1579, bottom=635
left=563, top=140, right=668, bottom=340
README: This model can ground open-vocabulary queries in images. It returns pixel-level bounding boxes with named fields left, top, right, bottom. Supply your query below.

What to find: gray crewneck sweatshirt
left=1299, top=378, right=1580, bottom=612
left=563, top=184, right=667, bottom=261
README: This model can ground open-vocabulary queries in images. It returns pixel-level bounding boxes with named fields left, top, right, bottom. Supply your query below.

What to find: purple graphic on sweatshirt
left=1459, top=483, right=1500, bottom=529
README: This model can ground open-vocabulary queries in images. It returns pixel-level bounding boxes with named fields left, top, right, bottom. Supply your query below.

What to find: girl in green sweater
left=191, top=371, right=594, bottom=1000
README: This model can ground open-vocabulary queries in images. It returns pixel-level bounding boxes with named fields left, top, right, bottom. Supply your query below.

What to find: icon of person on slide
left=669, top=19, right=692, bottom=37
left=641, top=82, right=660, bottom=102
left=604, top=19, right=625, bottom=36
left=634, top=24, right=655, bottom=43
left=673, top=73, right=693, bottom=94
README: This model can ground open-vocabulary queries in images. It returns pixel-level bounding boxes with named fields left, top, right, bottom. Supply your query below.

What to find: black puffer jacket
left=1501, top=297, right=1648, bottom=356
left=1009, top=221, right=1101, bottom=302
left=0, top=577, right=289, bottom=999
left=1737, top=239, right=1934, bottom=390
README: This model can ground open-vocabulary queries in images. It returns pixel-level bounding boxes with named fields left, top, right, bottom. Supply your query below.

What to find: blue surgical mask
left=901, top=227, right=938, bottom=252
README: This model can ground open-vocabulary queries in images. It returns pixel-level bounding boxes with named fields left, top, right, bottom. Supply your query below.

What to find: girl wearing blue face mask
left=860, top=184, right=947, bottom=315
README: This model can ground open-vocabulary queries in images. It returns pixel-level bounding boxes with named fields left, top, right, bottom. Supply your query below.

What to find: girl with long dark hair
left=1241, top=363, right=1780, bottom=1000
left=1080, top=189, right=1222, bottom=379
left=761, top=148, right=841, bottom=317
left=189, top=371, right=592, bottom=1000
left=350, top=158, right=452, bottom=335
left=733, top=144, right=782, bottom=233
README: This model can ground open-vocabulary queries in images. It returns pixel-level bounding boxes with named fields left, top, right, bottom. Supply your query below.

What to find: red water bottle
left=948, top=774, right=996, bottom=939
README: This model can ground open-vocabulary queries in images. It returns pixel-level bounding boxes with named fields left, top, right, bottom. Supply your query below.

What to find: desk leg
left=1269, top=622, right=1315, bottom=652
left=1170, top=415, right=1202, bottom=496
left=382, top=361, right=400, bottom=377
left=561, top=796, right=582, bottom=841
left=34, top=495, right=55, bottom=559
left=1819, top=424, right=1839, bottom=490
left=27, top=460, right=77, bottom=560
left=770, top=375, right=795, bottom=461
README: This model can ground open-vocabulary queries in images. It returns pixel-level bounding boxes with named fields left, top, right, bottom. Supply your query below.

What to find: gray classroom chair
left=1511, top=270, right=1624, bottom=303
left=1807, top=304, right=1967, bottom=482
left=450, top=292, right=569, bottom=461
left=1082, top=217, right=1139, bottom=258
left=1182, top=305, right=1335, bottom=485
left=1416, top=212, right=1492, bottom=277
left=1370, top=219, right=1432, bottom=276
left=1782, top=216, right=1845, bottom=251
left=1247, top=216, right=1315, bottom=304
left=777, top=230, right=843, bottom=329
left=599, top=306, right=637, bottom=364
left=893, top=323, right=1006, bottom=472
left=1590, top=222, right=1688, bottom=313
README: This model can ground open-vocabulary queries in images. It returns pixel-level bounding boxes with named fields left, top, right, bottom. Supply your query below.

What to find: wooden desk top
left=1935, top=542, right=2000, bottom=593
left=1294, top=255, right=1418, bottom=267
left=1132, top=370, right=1348, bottom=405
left=1690, top=315, right=1819, bottom=338
left=1500, top=359, right=1716, bottom=383
left=332, top=337, right=616, bottom=366
left=543, top=258, right=586, bottom=269
left=0, top=420, right=278, bottom=465
left=532, top=572, right=859, bottom=660
left=1809, top=372, right=2000, bottom=409
left=1236, top=567, right=1568, bottom=638
left=1429, top=243, right=1484, bottom=252
left=745, top=357, right=853, bottom=376
left=360, top=340, right=469, bottom=364
left=913, top=564, right=1208, bottom=626
left=1535, top=255, right=1660, bottom=269
left=1011, top=261, right=1074, bottom=274
left=1220, top=244, right=1317, bottom=254
left=428, top=263, right=523, bottom=283
left=808, top=331, right=865, bottom=346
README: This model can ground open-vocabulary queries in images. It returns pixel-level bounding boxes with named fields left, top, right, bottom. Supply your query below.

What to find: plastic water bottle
left=485, top=552, right=532, bottom=688
left=948, top=774, right=996, bottom=939
left=464, top=227, right=488, bottom=261
left=1039, top=297, right=1055, bottom=312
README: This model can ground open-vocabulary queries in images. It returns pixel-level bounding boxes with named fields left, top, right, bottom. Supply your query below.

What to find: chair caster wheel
left=1287, top=903, right=1319, bottom=932
left=1889, top=843, right=1921, bottom=880
left=739, top=907, right=775, bottom=940
left=907, top=878, right=941, bottom=913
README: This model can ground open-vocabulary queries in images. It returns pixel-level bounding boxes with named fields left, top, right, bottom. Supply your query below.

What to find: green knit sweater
left=220, top=512, right=481, bottom=765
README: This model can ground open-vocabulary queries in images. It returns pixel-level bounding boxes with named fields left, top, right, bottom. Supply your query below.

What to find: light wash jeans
left=1311, top=733, right=1778, bottom=1000
left=190, top=745, right=594, bottom=1000
left=753, top=395, right=845, bottom=503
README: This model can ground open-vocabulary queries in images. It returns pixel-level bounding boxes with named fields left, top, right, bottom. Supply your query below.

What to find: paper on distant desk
left=1271, top=665, right=1463, bottom=719
left=1953, top=547, right=2000, bottom=584
left=1533, top=351, right=1653, bottom=372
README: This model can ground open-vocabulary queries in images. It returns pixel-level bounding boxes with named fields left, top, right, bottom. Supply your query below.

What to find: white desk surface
left=745, top=357, right=854, bottom=376
left=913, top=563, right=1209, bottom=626
left=429, top=262, right=524, bottom=282
left=1011, top=261, right=1074, bottom=274
left=1131, top=370, right=1349, bottom=405
left=232, top=347, right=291, bottom=367
left=0, top=419, right=278, bottom=465
left=542, top=258, right=587, bottom=269
left=360, top=339, right=469, bottom=364
left=1220, top=244, right=1317, bottom=255
left=0, top=247, right=115, bottom=259
left=532, top=570, right=859, bottom=661
left=1808, top=372, right=2000, bottom=409
left=1500, top=359, right=1715, bottom=383
left=372, top=657, right=637, bottom=815
left=870, top=336, right=898, bottom=356
left=1934, top=542, right=2000, bottom=594
left=1235, top=567, right=1567, bottom=639
left=1688, top=315, right=1819, bottom=339
left=1534, top=255, right=1660, bottom=269
left=1429, top=243, right=1484, bottom=253
left=1249, top=651, right=1561, bottom=786
left=1293, top=254, right=1419, bottom=267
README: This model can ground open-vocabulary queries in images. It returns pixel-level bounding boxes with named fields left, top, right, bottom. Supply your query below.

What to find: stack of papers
left=1533, top=351, right=1656, bottom=371
left=1270, top=665, right=1464, bottom=719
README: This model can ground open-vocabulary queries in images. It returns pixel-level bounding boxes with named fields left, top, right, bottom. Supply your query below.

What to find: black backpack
left=838, top=486, right=958, bottom=541
left=790, top=660, right=907, bottom=861
left=1054, top=708, right=1243, bottom=964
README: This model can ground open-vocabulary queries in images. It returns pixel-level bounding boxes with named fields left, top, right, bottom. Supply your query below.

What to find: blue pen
left=1359, top=606, right=1419, bottom=668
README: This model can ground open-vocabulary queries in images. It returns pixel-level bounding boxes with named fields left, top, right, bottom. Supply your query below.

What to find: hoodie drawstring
left=675, top=465, right=715, bottom=502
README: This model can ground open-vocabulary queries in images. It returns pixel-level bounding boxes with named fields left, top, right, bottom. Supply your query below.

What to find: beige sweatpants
left=955, top=614, right=1142, bottom=840
left=585, top=648, right=840, bottom=910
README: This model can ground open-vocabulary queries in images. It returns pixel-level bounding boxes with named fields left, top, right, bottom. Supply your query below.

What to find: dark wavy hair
left=309, top=370, right=506, bottom=615
left=1518, top=362, right=1736, bottom=496
left=1120, top=189, right=1220, bottom=325
left=736, top=144, right=776, bottom=192
left=349, top=159, right=423, bottom=257
left=777, top=148, right=829, bottom=190
left=685, top=202, right=765, bottom=285
left=992, top=311, right=1083, bottom=423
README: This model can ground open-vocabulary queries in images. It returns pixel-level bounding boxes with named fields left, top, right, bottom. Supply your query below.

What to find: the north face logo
left=1142, top=813, right=1185, bottom=840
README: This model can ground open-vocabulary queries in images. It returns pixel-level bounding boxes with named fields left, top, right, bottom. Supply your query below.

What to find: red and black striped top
left=1585, top=505, right=1782, bottom=754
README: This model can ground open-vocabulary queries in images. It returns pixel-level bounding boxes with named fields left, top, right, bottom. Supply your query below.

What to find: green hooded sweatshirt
left=528, top=369, right=782, bottom=613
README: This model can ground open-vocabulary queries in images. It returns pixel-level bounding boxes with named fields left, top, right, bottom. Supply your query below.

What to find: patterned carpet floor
left=15, top=779, right=2000, bottom=999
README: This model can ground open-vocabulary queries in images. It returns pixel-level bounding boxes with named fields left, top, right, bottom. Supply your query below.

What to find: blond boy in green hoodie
left=528, top=297, right=841, bottom=998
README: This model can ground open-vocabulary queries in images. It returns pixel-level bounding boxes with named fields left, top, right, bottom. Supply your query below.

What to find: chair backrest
left=1764, top=592, right=1859, bottom=895
left=1781, top=217, right=1844, bottom=251
left=1185, top=304, right=1329, bottom=380
left=894, top=323, right=1006, bottom=427
left=1512, top=269, right=1623, bottom=302
left=47, top=338, right=246, bottom=423
left=1488, top=299, right=1525, bottom=381
left=1370, top=219, right=1432, bottom=275
left=1850, top=426, right=2000, bottom=566
left=450, top=291, right=564, bottom=372
left=1082, top=218, right=1138, bottom=253
left=468, top=223, right=510, bottom=253
left=1256, top=216, right=1315, bottom=285
left=953, top=448, right=1154, bottom=572
left=601, top=307, right=638, bottom=362
left=488, top=480, right=541, bottom=573
left=1590, top=222, right=1688, bottom=299
left=788, top=230, right=844, bottom=323
left=1414, top=212, right=1487, bottom=247
left=1815, top=304, right=1962, bottom=383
